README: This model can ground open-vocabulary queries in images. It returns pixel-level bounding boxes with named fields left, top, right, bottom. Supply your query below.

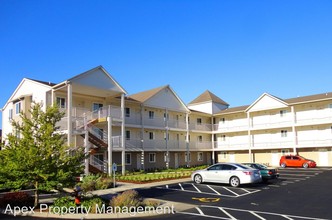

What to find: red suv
left=279, top=155, right=316, bottom=168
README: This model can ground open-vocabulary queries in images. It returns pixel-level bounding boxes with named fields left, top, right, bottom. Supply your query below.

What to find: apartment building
left=2, top=66, right=332, bottom=175
left=213, top=93, right=332, bottom=167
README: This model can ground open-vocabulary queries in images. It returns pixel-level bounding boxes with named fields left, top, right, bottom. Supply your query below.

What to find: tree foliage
left=0, top=102, right=85, bottom=206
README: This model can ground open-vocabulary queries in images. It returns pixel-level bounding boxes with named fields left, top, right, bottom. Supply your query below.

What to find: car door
left=219, top=164, right=237, bottom=183
left=204, top=164, right=223, bottom=182
left=292, top=156, right=301, bottom=167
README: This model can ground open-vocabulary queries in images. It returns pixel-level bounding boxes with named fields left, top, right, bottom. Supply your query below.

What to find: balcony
left=297, top=139, right=332, bottom=148
left=189, top=123, right=212, bottom=132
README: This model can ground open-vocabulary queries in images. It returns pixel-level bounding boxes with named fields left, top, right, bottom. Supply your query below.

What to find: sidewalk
left=2, top=177, right=196, bottom=219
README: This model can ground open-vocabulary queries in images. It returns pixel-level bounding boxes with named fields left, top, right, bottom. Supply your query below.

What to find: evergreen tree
left=0, top=102, right=85, bottom=207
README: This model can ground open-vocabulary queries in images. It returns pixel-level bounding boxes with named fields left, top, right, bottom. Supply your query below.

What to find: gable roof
left=2, top=78, right=55, bottom=109
left=128, top=85, right=190, bottom=112
left=188, top=90, right=229, bottom=106
left=245, top=92, right=288, bottom=112
left=128, top=85, right=166, bottom=103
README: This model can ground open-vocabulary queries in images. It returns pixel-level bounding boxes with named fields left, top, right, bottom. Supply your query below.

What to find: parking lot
left=139, top=167, right=332, bottom=220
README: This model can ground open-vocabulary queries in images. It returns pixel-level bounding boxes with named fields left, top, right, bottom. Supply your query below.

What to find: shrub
left=0, top=191, right=34, bottom=208
left=143, top=199, right=161, bottom=208
left=81, top=196, right=105, bottom=213
left=52, top=196, right=75, bottom=210
left=110, top=190, right=142, bottom=208
left=95, top=177, right=112, bottom=190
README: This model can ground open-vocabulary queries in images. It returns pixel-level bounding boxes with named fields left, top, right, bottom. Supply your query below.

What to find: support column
left=140, top=104, right=145, bottom=170
left=247, top=112, right=253, bottom=162
left=84, top=114, right=89, bottom=175
left=186, top=113, right=190, bottom=167
left=291, top=106, right=297, bottom=154
left=121, top=94, right=125, bottom=175
left=67, top=82, right=72, bottom=146
left=107, top=116, right=113, bottom=176
left=165, top=108, right=169, bottom=169
left=211, top=117, right=215, bottom=164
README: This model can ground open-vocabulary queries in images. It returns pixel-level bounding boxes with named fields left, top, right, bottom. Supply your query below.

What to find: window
left=280, top=110, right=287, bottom=117
left=197, top=118, right=202, bottom=125
left=149, top=153, right=156, bottom=163
left=93, top=103, right=103, bottom=111
left=221, top=118, right=225, bottom=124
left=125, top=107, right=130, bottom=117
left=197, top=152, right=203, bottom=161
left=185, top=152, right=191, bottom=162
left=197, top=135, right=203, bottom=143
left=281, top=130, right=288, bottom=137
left=56, top=97, right=66, bottom=109
left=15, top=102, right=21, bottom=115
left=149, top=132, right=154, bottom=140
left=220, top=152, right=227, bottom=159
left=125, top=130, right=131, bottom=140
left=9, top=109, right=13, bottom=120
left=125, top=153, right=131, bottom=165
left=221, top=135, right=226, bottom=141
left=329, top=104, right=332, bottom=109
left=149, top=111, right=154, bottom=119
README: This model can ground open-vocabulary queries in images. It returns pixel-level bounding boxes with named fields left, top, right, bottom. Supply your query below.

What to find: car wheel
left=281, top=163, right=286, bottom=168
left=229, top=176, right=240, bottom=187
left=303, top=163, right=309, bottom=168
left=194, top=174, right=203, bottom=184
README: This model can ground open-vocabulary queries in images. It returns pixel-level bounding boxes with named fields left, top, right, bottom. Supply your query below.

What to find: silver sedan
left=191, top=163, right=262, bottom=187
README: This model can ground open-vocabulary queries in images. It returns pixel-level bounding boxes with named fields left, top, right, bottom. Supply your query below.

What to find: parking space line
left=281, top=214, right=294, bottom=219
left=195, top=207, right=204, bottom=215
left=281, top=173, right=316, bottom=177
left=249, top=211, right=266, bottom=220
left=197, top=205, right=330, bottom=220
left=218, top=207, right=236, bottom=220
left=240, top=188, right=251, bottom=193
left=178, top=183, right=184, bottom=191
left=223, top=187, right=239, bottom=196
left=192, top=183, right=202, bottom=193
left=207, top=185, right=221, bottom=195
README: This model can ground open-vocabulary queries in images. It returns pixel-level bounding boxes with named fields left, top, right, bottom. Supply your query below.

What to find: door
left=319, top=149, right=328, bottom=166
left=271, top=151, right=279, bottom=166
left=137, top=153, right=141, bottom=170
left=219, top=164, right=236, bottom=183
left=205, top=164, right=222, bottom=182
left=229, top=152, right=235, bottom=162
left=174, top=153, right=179, bottom=168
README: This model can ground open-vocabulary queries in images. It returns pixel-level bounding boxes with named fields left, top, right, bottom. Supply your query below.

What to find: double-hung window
left=15, top=102, right=21, bottom=115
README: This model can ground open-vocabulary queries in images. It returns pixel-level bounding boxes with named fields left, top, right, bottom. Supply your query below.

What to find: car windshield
left=255, top=164, right=268, bottom=169
left=236, top=164, right=252, bottom=169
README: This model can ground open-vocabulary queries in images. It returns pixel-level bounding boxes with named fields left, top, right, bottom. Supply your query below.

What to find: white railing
left=297, top=139, right=332, bottom=147
left=90, top=155, right=107, bottom=173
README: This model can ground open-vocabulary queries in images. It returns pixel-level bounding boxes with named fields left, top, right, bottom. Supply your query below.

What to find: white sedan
left=191, top=163, right=262, bottom=187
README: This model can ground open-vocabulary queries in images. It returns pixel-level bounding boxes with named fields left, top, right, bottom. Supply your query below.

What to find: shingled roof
left=27, top=78, right=56, bottom=86
left=188, top=90, right=229, bottom=106
left=214, top=91, right=332, bottom=115
left=128, top=85, right=168, bottom=103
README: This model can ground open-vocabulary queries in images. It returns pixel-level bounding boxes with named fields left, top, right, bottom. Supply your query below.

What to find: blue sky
left=1, top=0, right=332, bottom=129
